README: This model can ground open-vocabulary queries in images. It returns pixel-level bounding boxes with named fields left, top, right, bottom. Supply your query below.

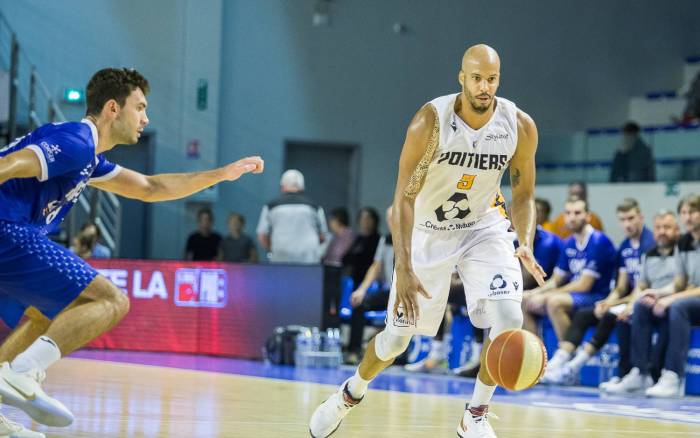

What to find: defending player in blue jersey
left=522, top=196, right=617, bottom=341
left=0, top=68, right=264, bottom=435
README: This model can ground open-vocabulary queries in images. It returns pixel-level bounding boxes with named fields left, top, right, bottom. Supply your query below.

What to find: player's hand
left=653, top=295, right=675, bottom=318
left=618, top=302, right=634, bottom=321
left=350, top=288, right=367, bottom=308
left=393, top=266, right=432, bottom=324
left=639, top=291, right=658, bottom=308
left=514, top=246, right=546, bottom=287
left=221, top=156, right=265, bottom=181
left=594, top=299, right=612, bottom=319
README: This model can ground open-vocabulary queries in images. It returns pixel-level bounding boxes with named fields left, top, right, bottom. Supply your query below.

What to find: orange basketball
left=485, top=329, right=547, bottom=391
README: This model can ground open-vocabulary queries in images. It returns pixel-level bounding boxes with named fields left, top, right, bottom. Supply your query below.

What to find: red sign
left=87, top=259, right=322, bottom=358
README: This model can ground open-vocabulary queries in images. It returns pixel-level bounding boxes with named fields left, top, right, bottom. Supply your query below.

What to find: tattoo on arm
left=511, top=168, right=521, bottom=187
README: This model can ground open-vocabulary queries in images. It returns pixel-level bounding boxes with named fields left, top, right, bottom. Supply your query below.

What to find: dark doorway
left=284, top=141, right=360, bottom=222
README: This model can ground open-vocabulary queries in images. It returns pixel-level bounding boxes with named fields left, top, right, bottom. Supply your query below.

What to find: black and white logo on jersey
left=434, top=192, right=470, bottom=222
left=489, top=274, right=507, bottom=290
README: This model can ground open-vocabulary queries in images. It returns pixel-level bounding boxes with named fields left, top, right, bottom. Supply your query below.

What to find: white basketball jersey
left=414, top=93, right=519, bottom=232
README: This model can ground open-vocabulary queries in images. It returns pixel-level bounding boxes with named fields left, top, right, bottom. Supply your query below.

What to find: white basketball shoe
left=457, top=404, right=498, bottom=438
left=0, top=412, right=45, bottom=438
left=0, top=363, right=73, bottom=427
left=309, top=379, right=363, bottom=437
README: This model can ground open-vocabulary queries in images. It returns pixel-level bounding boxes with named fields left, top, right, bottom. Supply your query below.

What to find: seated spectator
left=323, top=208, right=356, bottom=268
left=613, top=194, right=700, bottom=397
left=70, top=221, right=112, bottom=259
left=321, top=207, right=356, bottom=330
left=184, top=208, right=222, bottom=261
left=343, top=207, right=381, bottom=358
left=609, top=122, right=656, bottom=183
left=535, top=198, right=556, bottom=233
left=544, top=199, right=656, bottom=385
left=219, top=212, right=257, bottom=263
left=521, top=224, right=563, bottom=290
left=551, top=182, right=604, bottom=239
left=256, top=169, right=327, bottom=263
left=523, top=197, right=617, bottom=341
left=604, top=209, right=680, bottom=393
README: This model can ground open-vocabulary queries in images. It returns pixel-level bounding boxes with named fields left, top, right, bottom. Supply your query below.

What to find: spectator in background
left=604, top=209, right=680, bottom=394
left=70, top=221, right=111, bottom=259
left=609, top=122, right=656, bottom=183
left=341, top=207, right=381, bottom=359
left=551, top=182, right=604, bottom=239
left=535, top=198, right=556, bottom=233
left=634, top=194, right=700, bottom=398
left=321, top=207, right=356, bottom=330
left=184, top=208, right=222, bottom=261
left=523, top=197, right=617, bottom=341
left=219, top=212, right=257, bottom=263
left=323, top=208, right=356, bottom=268
left=543, top=199, right=655, bottom=385
left=345, top=206, right=393, bottom=362
left=257, top=169, right=327, bottom=263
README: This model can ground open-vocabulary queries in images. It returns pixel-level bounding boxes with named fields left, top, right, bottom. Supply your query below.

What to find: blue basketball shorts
left=570, top=291, right=606, bottom=312
left=0, top=220, right=98, bottom=328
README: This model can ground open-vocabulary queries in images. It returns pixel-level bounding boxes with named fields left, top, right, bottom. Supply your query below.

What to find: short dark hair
left=359, top=207, right=380, bottom=228
left=565, top=195, right=589, bottom=212
left=86, top=68, right=150, bottom=116
left=228, top=212, right=245, bottom=225
left=678, top=194, right=700, bottom=213
left=197, top=208, right=213, bottom=220
left=616, top=198, right=640, bottom=214
left=535, top=198, right=551, bottom=217
left=330, top=208, right=349, bottom=227
left=622, top=121, right=641, bottom=134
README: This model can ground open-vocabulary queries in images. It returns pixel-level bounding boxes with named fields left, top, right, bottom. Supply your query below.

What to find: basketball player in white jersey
left=309, top=44, right=544, bottom=438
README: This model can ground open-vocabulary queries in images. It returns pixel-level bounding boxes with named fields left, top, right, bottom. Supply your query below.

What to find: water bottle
left=295, top=328, right=312, bottom=368
left=598, top=343, right=616, bottom=386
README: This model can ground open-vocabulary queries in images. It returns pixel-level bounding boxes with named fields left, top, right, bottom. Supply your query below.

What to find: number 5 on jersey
left=457, top=174, right=476, bottom=190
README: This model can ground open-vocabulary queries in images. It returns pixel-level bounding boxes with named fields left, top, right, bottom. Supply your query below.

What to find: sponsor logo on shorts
left=392, top=307, right=416, bottom=328
left=420, top=219, right=480, bottom=232
left=489, top=274, right=507, bottom=290
left=488, top=274, right=513, bottom=297
left=513, top=281, right=520, bottom=291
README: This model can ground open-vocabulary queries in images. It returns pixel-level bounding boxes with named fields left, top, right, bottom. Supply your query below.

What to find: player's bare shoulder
left=515, top=109, right=538, bottom=154
left=406, top=103, right=438, bottom=144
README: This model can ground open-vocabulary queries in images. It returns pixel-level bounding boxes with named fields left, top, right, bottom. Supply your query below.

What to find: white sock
left=11, top=336, right=61, bottom=373
left=469, top=376, right=497, bottom=408
left=568, top=350, right=590, bottom=372
left=428, top=340, right=445, bottom=360
left=549, top=349, right=571, bottom=369
left=346, top=369, right=370, bottom=399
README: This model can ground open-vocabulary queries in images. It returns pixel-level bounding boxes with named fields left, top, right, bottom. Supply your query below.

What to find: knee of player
left=110, top=288, right=130, bottom=317
left=545, top=295, right=566, bottom=314
left=374, top=331, right=411, bottom=361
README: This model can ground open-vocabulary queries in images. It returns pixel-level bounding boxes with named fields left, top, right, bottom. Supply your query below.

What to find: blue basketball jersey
left=555, top=226, right=617, bottom=296
left=617, top=226, right=655, bottom=289
left=533, top=226, right=563, bottom=278
left=0, top=119, right=119, bottom=234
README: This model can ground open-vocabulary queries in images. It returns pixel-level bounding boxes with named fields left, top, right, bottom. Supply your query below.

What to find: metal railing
left=0, top=11, right=121, bottom=255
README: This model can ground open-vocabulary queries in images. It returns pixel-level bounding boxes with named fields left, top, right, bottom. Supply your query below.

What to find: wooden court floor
left=5, top=358, right=698, bottom=438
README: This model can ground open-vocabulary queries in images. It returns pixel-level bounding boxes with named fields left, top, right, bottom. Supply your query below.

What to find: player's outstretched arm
left=90, top=156, right=264, bottom=202
left=0, top=149, right=42, bottom=185
left=391, top=104, right=437, bottom=322
left=511, top=111, right=546, bottom=286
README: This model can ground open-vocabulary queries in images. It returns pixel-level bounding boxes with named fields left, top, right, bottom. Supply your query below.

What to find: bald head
left=461, top=44, right=500, bottom=72
left=458, top=44, right=501, bottom=115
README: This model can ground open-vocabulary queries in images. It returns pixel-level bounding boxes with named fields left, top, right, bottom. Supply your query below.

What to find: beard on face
left=567, top=220, right=586, bottom=234
left=466, top=90, right=492, bottom=114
